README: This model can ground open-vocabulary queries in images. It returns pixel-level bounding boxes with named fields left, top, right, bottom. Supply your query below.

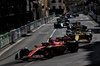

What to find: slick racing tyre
left=57, top=46, right=66, bottom=54
left=44, top=49, right=54, bottom=59
left=89, top=34, right=92, bottom=41
left=87, top=38, right=91, bottom=43
left=68, top=43, right=79, bottom=53
left=76, top=14, right=79, bottom=16
left=19, top=48, right=29, bottom=61
left=73, top=15, right=76, bottom=18
left=54, top=24, right=58, bottom=28
left=15, top=53, right=18, bottom=60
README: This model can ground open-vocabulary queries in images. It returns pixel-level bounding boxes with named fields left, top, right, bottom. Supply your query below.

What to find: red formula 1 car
left=15, top=39, right=67, bottom=61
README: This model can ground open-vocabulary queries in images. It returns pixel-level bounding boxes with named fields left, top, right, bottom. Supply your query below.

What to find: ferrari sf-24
left=15, top=37, right=79, bottom=61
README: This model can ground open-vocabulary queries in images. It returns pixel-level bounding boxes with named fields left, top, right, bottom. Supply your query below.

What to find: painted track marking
left=47, top=29, right=56, bottom=42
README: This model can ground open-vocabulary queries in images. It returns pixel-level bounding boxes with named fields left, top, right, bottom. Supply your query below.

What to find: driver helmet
left=24, top=47, right=28, bottom=49
left=55, top=39, right=59, bottom=42
left=24, top=47, right=29, bottom=51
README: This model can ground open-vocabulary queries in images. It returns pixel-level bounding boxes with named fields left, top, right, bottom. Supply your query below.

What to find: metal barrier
left=37, top=19, right=41, bottom=27
left=97, top=16, right=100, bottom=22
left=20, top=26, right=27, bottom=37
left=12, top=29, right=19, bottom=42
left=45, top=17, right=48, bottom=23
left=18, top=28, right=21, bottom=38
left=26, top=24, right=31, bottom=33
left=89, top=11, right=98, bottom=22
left=0, top=14, right=55, bottom=49
left=34, top=21, right=37, bottom=28
left=0, top=32, right=12, bottom=49
left=42, top=18, right=45, bottom=24
left=30, top=22, right=34, bottom=31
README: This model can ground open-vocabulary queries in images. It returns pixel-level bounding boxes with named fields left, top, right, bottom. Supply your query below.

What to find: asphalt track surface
left=0, top=14, right=100, bottom=66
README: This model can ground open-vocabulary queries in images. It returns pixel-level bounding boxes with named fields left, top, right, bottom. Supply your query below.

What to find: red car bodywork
left=15, top=39, right=66, bottom=60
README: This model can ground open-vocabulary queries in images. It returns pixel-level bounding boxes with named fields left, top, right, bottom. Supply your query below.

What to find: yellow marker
left=75, top=35, right=79, bottom=41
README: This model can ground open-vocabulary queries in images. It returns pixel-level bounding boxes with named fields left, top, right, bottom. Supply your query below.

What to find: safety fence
left=89, top=11, right=100, bottom=23
left=0, top=14, right=55, bottom=49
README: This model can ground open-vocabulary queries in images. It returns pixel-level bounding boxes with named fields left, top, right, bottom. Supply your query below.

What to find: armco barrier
left=18, top=28, right=21, bottom=38
left=48, top=16, right=50, bottom=22
left=20, top=26, right=27, bottom=36
left=26, top=24, right=31, bottom=33
left=45, top=17, right=48, bottom=23
left=48, top=16, right=50, bottom=21
left=37, top=19, right=41, bottom=27
left=89, top=12, right=98, bottom=22
left=52, top=15, right=54, bottom=19
left=47, top=17, right=48, bottom=22
left=50, top=16, right=51, bottom=20
left=34, top=21, right=37, bottom=28
left=0, top=32, right=12, bottom=49
left=50, top=16, right=52, bottom=20
left=97, top=16, right=100, bottom=22
left=30, top=22, right=34, bottom=31
left=41, top=18, right=44, bottom=24
left=50, top=15, right=52, bottom=20
left=0, top=14, right=55, bottom=49
left=12, top=29, right=19, bottom=42
left=42, top=18, right=45, bottom=24
left=41, top=18, right=43, bottom=25
left=90, top=13, right=100, bottom=23
left=93, top=14, right=96, bottom=20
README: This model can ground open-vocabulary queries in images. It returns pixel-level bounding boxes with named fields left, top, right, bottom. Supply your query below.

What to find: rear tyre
left=68, top=43, right=79, bottom=53
left=44, top=49, right=54, bottom=59
left=57, top=46, right=66, bottom=54
left=15, top=53, right=18, bottom=60
left=54, top=24, right=57, bottom=29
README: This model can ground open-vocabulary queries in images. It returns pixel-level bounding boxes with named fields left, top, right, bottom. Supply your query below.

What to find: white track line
left=86, top=18, right=89, bottom=19
left=47, top=29, right=56, bottom=42
left=91, top=21, right=99, bottom=26
left=80, top=18, right=83, bottom=20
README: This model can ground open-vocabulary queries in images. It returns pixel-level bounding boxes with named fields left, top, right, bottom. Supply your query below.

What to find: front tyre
left=87, top=38, right=91, bottom=43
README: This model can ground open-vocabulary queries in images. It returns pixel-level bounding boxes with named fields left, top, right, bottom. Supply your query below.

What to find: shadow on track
left=79, top=41, right=100, bottom=66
